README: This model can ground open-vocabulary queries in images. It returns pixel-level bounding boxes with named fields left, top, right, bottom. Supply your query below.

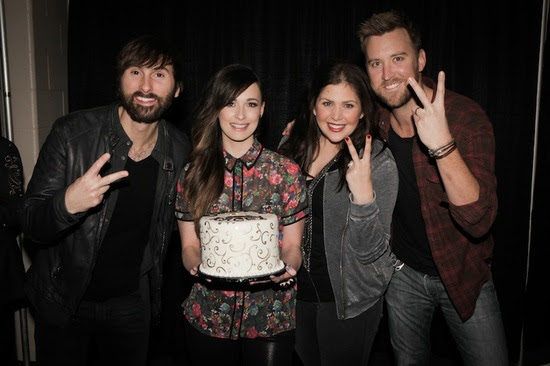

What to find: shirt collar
left=111, top=102, right=170, bottom=169
left=224, top=138, right=262, bottom=171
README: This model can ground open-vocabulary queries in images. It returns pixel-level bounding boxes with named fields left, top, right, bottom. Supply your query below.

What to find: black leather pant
left=295, top=298, right=383, bottom=366
left=184, top=316, right=295, bottom=366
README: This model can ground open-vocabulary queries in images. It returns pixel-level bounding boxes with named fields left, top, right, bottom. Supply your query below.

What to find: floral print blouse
left=175, top=139, right=308, bottom=339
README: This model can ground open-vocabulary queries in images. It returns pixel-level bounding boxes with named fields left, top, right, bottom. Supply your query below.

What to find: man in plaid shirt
left=358, top=10, right=508, bottom=365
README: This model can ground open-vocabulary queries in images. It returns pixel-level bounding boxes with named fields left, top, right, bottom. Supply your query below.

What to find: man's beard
left=120, top=88, right=176, bottom=124
left=374, top=70, right=422, bottom=109
left=374, top=79, right=413, bottom=109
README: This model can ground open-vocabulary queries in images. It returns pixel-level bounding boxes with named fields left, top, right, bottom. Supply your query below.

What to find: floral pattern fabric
left=175, top=139, right=307, bottom=339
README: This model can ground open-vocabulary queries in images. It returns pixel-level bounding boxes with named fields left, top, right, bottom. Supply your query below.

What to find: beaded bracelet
left=428, top=139, right=456, bottom=159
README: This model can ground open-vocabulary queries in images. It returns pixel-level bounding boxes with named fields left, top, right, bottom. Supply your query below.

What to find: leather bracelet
left=432, top=143, right=456, bottom=159
left=428, top=139, right=456, bottom=159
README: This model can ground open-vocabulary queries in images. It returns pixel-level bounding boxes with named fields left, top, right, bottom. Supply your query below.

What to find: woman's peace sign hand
left=344, top=134, right=374, bottom=205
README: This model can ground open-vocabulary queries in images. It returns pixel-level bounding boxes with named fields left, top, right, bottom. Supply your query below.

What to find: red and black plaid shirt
left=378, top=77, right=498, bottom=321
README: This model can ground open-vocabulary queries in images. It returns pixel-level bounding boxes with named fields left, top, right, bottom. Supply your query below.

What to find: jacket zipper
left=338, top=208, right=350, bottom=320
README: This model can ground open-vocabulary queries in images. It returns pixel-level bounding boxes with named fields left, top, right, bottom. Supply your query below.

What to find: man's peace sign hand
left=408, top=71, right=452, bottom=150
left=65, top=153, right=129, bottom=214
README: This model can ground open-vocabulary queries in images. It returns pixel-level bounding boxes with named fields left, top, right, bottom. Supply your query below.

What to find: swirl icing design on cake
left=199, top=212, right=283, bottom=278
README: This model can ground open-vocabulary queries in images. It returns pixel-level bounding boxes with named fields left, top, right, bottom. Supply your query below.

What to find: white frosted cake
left=198, top=211, right=284, bottom=279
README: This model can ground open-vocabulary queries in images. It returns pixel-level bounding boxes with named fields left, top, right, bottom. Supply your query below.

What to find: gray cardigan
left=319, top=139, right=398, bottom=319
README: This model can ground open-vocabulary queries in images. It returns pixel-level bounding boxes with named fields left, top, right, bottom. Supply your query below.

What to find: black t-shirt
left=84, top=155, right=159, bottom=301
left=388, top=128, right=438, bottom=276
left=297, top=158, right=345, bottom=302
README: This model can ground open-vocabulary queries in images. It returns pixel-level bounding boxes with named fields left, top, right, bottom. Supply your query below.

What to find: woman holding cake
left=278, top=61, right=398, bottom=365
left=175, top=64, right=307, bottom=365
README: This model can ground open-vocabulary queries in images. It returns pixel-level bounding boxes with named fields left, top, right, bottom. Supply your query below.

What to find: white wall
left=6, top=0, right=68, bottom=187
left=4, top=0, right=68, bottom=361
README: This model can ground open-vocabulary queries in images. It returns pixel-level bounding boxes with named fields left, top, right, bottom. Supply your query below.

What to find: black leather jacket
left=20, top=103, right=190, bottom=325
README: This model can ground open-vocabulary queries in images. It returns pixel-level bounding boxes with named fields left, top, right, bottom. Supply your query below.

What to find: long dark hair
left=183, top=64, right=263, bottom=228
left=279, top=60, right=378, bottom=189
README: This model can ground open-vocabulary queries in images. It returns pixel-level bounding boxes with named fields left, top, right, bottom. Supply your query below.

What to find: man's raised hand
left=408, top=71, right=452, bottom=150
left=65, top=153, right=128, bottom=214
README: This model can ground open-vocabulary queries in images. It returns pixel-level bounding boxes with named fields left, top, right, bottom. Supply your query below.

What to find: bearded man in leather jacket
left=20, top=35, right=191, bottom=366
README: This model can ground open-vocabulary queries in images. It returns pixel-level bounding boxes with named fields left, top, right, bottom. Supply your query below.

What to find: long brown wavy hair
left=182, top=64, right=263, bottom=229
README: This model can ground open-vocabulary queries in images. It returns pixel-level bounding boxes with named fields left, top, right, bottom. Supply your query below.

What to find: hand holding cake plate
left=269, top=264, right=297, bottom=288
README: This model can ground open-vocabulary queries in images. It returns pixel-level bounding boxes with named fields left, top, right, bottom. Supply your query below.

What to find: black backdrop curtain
left=68, top=0, right=548, bottom=364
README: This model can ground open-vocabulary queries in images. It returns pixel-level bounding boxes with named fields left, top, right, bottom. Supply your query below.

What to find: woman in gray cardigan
left=279, top=61, right=398, bottom=366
